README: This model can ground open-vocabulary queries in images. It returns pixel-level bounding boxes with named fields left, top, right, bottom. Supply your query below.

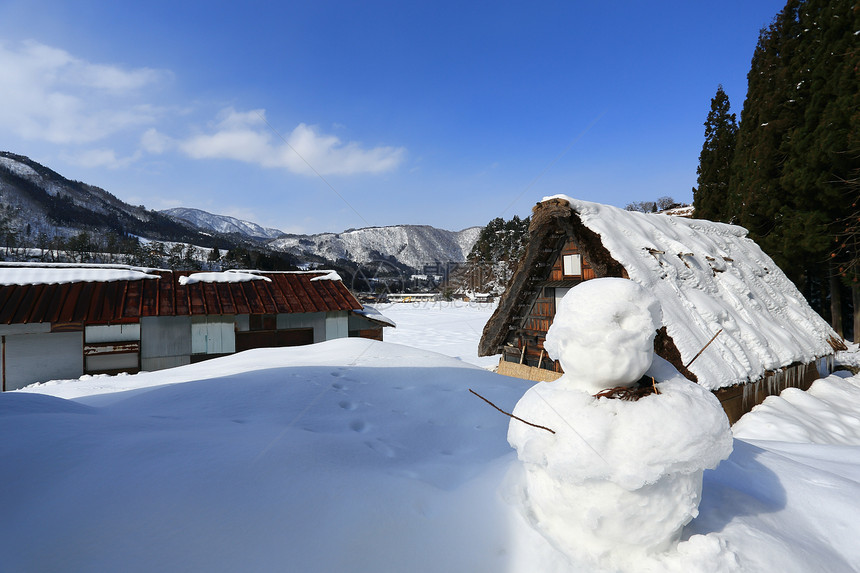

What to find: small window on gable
left=562, top=254, right=582, bottom=276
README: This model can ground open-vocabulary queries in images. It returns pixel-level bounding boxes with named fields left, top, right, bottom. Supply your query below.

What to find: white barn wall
left=191, top=316, right=236, bottom=355
left=0, top=324, right=51, bottom=336
left=85, top=324, right=140, bottom=343
left=140, top=316, right=192, bottom=372
left=84, top=324, right=141, bottom=374
left=325, top=311, right=349, bottom=341
left=86, top=352, right=139, bottom=373
left=277, top=312, right=327, bottom=343
left=2, top=331, right=83, bottom=391
left=0, top=310, right=360, bottom=388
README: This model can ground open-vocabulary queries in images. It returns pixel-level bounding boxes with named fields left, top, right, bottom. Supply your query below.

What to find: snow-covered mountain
left=162, top=206, right=482, bottom=270
left=0, top=151, right=210, bottom=244
left=0, top=151, right=483, bottom=272
left=162, top=207, right=285, bottom=240
left=270, top=225, right=482, bottom=269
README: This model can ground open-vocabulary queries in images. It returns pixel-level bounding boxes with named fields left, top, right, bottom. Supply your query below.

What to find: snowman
left=507, top=278, right=733, bottom=569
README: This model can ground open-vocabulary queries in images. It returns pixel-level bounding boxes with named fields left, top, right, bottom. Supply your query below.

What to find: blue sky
left=0, top=1, right=786, bottom=235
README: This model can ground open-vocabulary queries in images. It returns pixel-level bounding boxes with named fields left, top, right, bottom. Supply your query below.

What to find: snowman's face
left=544, top=278, right=662, bottom=392
left=550, top=322, right=656, bottom=391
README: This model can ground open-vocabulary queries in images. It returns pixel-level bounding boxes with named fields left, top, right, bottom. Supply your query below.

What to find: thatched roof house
left=480, top=196, right=845, bottom=422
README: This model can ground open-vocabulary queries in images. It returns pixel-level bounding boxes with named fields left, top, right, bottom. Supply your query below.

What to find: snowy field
left=2, top=302, right=860, bottom=572
left=371, top=300, right=500, bottom=369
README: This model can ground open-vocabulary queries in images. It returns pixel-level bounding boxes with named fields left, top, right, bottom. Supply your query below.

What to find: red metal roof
left=0, top=269, right=362, bottom=325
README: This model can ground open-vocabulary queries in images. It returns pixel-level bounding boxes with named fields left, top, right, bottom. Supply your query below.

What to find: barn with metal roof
left=0, top=264, right=389, bottom=391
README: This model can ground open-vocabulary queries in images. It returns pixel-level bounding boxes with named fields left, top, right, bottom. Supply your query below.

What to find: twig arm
left=469, top=389, right=556, bottom=434
left=685, top=329, right=723, bottom=369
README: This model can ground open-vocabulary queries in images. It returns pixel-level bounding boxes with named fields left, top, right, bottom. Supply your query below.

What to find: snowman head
left=544, top=278, right=662, bottom=393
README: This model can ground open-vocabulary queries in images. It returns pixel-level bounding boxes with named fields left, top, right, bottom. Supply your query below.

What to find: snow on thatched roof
left=484, top=196, right=843, bottom=391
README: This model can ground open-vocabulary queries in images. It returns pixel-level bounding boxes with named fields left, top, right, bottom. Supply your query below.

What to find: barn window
left=562, top=254, right=582, bottom=276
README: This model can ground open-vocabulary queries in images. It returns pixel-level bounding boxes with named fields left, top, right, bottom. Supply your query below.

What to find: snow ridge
left=270, top=225, right=482, bottom=269
left=161, top=207, right=286, bottom=240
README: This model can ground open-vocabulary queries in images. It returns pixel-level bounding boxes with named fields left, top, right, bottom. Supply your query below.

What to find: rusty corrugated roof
left=0, top=268, right=362, bottom=325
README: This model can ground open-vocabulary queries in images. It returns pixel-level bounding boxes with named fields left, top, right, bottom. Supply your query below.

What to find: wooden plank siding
left=502, top=239, right=592, bottom=374
left=547, top=240, right=596, bottom=282
left=714, top=362, right=820, bottom=424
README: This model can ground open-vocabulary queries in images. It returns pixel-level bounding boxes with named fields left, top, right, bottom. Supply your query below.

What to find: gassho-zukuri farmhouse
left=480, top=196, right=846, bottom=423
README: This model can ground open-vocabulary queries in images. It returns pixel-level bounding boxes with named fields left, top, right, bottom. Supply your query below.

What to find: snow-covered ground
left=372, top=300, right=500, bottom=369
left=2, top=304, right=860, bottom=572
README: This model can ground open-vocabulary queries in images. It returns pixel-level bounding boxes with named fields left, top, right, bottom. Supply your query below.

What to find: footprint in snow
left=364, top=438, right=396, bottom=458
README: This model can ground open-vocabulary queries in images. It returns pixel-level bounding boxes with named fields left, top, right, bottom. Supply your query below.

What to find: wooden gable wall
left=502, top=239, right=599, bottom=375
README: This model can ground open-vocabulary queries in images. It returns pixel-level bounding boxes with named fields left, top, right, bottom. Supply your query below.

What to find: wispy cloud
left=59, top=148, right=141, bottom=169
left=176, top=107, right=406, bottom=176
left=0, top=40, right=168, bottom=145
left=140, top=127, right=173, bottom=154
left=0, top=41, right=404, bottom=178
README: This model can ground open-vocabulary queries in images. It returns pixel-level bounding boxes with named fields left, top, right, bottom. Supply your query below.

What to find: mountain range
left=161, top=207, right=285, bottom=241
left=0, top=151, right=481, bottom=271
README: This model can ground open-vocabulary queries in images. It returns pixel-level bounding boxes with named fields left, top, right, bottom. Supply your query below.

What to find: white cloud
left=0, top=41, right=402, bottom=179
left=140, top=128, right=174, bottom=154
left=59, top=148, right=141, bottom=169
left=179, top=108, right=406, bottom=176
left=0, top=40, right=169, bottom=144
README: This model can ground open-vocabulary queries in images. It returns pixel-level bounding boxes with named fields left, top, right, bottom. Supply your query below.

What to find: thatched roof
left=481, top=196, right=844, bottom=390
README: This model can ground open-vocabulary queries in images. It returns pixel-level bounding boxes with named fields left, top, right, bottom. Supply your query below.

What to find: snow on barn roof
left=309, top=270, right=343, bottom=282
left=178, top=271, right=271, bottom=285
left=0, top=262, right=162, bottom=286
left=0, top=265, right=362, bottom=325
left=353, top=305, right=397, bottom=328
left=547, top=195, right=841, bottom=390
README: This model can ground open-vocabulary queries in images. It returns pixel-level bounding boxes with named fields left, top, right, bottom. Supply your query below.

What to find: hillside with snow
left=0, top=152, right=221, bottom=246
left=270, top=224, right=482, bottom=270
left=162, top=207, right=286, bottom=240
left=0, top=152, right=483, bottom=273
left=163, top=206, right=483, bottom=271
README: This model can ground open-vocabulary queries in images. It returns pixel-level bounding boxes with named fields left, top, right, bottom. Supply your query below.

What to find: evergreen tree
left=467, top=215, right=530, bottom=264
left=462, top=214, right=530, bottom=293
left=832, top=172, right=860, bottom=341
left=730, top=0, right=804, bottom=261
left=728, top=0, right=858, bottom=329
left=693, top=85, right=737, bottom=222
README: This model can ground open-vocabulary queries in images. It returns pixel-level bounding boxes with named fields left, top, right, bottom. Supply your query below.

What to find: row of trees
left=625, top=196, right=686, bottom=213
left=0, top=224, right=302, bottom=272
left=0, top=228, right=213, bottom=270
left=461, top=215, right=531, bottom=293
left=693, top=0, right=858, bottom=340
